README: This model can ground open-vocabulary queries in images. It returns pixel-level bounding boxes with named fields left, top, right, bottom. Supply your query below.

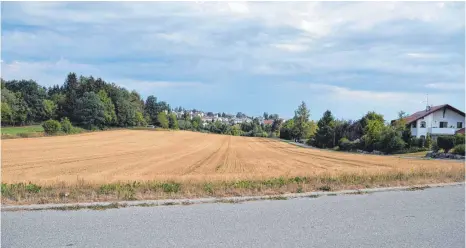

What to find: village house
left=392, top=104, right=465, bottom=139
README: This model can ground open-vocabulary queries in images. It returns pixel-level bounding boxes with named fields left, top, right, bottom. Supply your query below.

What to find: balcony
left=428, top=127, right=458, bottom=135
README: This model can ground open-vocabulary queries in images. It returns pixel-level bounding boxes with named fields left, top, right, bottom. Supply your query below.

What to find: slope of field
left=1, top=130, right=460, bottom=184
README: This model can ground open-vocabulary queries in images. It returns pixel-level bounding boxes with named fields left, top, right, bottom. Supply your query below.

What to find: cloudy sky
left=1, top=2, right=464, bottom=121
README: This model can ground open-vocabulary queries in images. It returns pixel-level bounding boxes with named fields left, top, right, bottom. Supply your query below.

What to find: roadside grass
left=2, top=167, right=464, bottom=205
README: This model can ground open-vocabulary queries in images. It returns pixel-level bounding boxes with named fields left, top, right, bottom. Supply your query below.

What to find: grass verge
left=2, top=167, right=464, bottom=205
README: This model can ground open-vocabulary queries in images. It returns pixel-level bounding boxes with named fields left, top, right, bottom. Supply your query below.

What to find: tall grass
left=2, top=167, right=463, bottom=205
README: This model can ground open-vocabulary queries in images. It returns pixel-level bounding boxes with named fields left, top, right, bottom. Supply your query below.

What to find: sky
left=1, top=2, right=465, bottom=121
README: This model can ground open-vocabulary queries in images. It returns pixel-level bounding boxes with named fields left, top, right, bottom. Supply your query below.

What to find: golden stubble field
left=1, top=130, right=461, bottom=184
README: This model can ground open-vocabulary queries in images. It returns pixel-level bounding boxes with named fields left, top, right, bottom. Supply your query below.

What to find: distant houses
left=173, top=109, right=257, bottom=125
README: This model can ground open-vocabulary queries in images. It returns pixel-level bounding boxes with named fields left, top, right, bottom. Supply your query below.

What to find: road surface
left=2, top=185, right=464, bottom=248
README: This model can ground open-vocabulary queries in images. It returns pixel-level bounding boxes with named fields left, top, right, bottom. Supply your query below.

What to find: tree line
left=0, top=73, right=280, bottom=138
left=280, top=102, right=464, bottom=155
left=1, top=73, right=174, bottom=130
left=2, top=72, right=463, bottom=155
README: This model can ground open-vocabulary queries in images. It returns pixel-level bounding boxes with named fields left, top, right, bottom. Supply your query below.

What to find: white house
left=395, top=104, right=465, bottom=139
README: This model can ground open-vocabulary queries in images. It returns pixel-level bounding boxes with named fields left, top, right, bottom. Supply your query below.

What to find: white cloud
left=271, top=43, right=309, bottom=52
left=227, top=2, right=249, bottom=14
left=1, top=2, right=464, bottom=119
left=425, top=83, right=465, bottom=90
left=406, top=53, right=441, bottom=59
left=120, top=80, right=205, bottom=89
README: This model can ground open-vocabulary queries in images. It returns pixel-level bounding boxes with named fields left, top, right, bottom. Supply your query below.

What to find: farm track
left=1, top=130, right=461, bottom=184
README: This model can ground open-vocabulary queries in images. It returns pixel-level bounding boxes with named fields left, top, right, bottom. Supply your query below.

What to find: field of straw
left=2, top=130, right=462, bottom=185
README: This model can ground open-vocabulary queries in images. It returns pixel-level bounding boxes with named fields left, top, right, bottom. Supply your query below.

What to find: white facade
left=410, top=108, right=464, bottom=138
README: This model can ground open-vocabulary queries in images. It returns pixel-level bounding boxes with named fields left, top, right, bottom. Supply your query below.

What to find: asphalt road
left=2, top=185, right=464, bottom=248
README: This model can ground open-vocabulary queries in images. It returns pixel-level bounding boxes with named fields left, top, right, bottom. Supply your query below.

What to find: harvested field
left=1, top=130, right=461, bottom=185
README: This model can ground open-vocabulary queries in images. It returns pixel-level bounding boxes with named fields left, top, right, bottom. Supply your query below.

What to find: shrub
left=437, top=136, right=455, bottom=153
left=425, top=134, right=432, bottom=148
left=452, top=144, right=465, bottom=156
left=339, top=138, right=351, bottom=151
left=431, top=141, right=439, bottom=152
left=42, top=120, right=61, bottom=135
left=455, top=134, right=465, bottom=146
left=60, top=117, right=73, bottom=133
left=376, top=128, right=406, bottom=153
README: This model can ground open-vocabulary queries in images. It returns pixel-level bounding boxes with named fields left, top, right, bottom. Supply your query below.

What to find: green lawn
left=1, top=125, right=44, bottom=135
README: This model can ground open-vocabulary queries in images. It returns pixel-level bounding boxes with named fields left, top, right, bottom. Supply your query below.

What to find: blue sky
left=1, top=2, right=464, bottom=121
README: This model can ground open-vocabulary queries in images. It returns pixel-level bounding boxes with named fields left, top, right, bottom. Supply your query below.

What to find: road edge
left=2, top=182, right=464, bottom=211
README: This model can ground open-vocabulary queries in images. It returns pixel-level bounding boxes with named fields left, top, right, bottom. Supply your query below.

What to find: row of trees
left=1, top=73, right=283, bottom=138
left=176, top=114, right=280, bottom=137
left=277, top=102, right=458, bottom=154
left=1, top=73, right=173, bottom=130
left=2, top=73, right=462, bottom=155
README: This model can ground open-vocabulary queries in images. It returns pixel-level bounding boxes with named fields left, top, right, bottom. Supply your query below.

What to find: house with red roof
left=392, top=104, right=465, bottom=139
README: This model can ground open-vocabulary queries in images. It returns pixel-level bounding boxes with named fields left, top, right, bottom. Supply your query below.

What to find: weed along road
left=2, top=185, right=464, bottom=248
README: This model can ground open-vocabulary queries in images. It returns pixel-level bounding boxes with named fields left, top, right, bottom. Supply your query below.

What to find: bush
left=452, top=144, right=465, bottom=156
left=455, top=134, right=465, bottom=145
left=392, top=147, right=429, bottom=154
left=376, top=128, right=406, bottom=153
left=431, top=141, right=439, bottom=152
left=339, top=138, right=351, bottom=151
left=425, top=134, right=432, bottom=148
left=437, top=136, right=455, bottom=153
left=60, top=117, right=73, bottom=133
left=42, top=120, right=61, bottom=135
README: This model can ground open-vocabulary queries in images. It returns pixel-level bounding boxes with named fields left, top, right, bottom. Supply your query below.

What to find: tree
left=135, top=111, right=146, bottom=126
left=168, top=113, right=179, bottom=129
left=361, top=111, right=385, bottom=129
left=157, top=112, right=169, bottom=128
left=144, top=95, right=158, bottom=124
left=178, top=120, right=192, bottom=130
left=363, top=118, right=385, bottom=151
left=279, top=119, right=296, bottom=140
left=293, top=101, right=311, bottom=140
left=63, top=73, right=79, bottom=121
left=97, top=90, right=117, bottom=126
left=191, top=116, right=202, bottom=130
left=271, top=118, right=283, bottom=133
left=5, top=79, right=47, bottom=123
left=75, top=92, right=106, bottom=129
left=263, top=112, right=269, bottom=120
left=314, top=110, right=335, bottom=148
left=182, top=111, right=191, bottom=121
left=1, top=102, right=13, bottom=125
left=306, top=120, right=318, bottom=139
left=42, top=99, right=57, bottom=120
left=269, top=114, right=279, bottom=120
left=236, top=112, right=246, bottom=118
left=376, top=126, right=405, bottom=153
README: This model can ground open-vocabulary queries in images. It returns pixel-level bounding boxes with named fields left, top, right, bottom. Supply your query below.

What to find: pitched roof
left=263, top=119, right=274, bottom=125
left=456, top=128, right=465, bottom=134
left=397, top=104, right=465, bottom=124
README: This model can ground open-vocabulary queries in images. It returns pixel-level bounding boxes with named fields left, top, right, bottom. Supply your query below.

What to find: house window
left=420, top=121, right=426, bottom=128
left=458, top=122, right=463, bottom=129
left=411, top=123, right=416, bottom=128
left=440, top=122, right=448, bottom=128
